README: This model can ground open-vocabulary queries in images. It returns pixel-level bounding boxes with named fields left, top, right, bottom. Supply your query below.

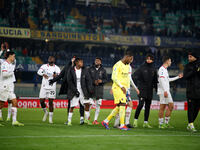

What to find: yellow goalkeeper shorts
left=112, top=87, right=127, bottom=104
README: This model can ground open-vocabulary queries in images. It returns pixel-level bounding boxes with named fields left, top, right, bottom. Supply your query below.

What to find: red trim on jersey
left=2, top=70, right=7, bottom=72
left=6, top=60, right=10, bottom=64
left=160, top=76, right=165, bottom=78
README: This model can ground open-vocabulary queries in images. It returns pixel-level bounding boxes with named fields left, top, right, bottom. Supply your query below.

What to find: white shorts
left=70, top=95, right=93, bottom=108
left=0, top=90, right=16, bottom=102
left=159, top=92, right=173, bottom=104
left=39, top=88, right=56, bottom=99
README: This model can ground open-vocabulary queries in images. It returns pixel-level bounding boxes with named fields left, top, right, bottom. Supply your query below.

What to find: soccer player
left=0, top=50, right=24, bottom=126
left=88, top=57, right=108, bottom=125
left=0, top=44, right=14, bottom=123
left=102, top=51, right=133, bottom=130
left=67, top=58, right=93, bottom=126
left=183, top=51, right=200, bottom=132
left=114, top=57, right=140, bottom=128
left=133, top=54, right=158, bottom=128
left=158, top=56, right=183, bottom=128
left=37, top=56, right=60, bottom=124
left=49, top=56, right=85, bottom=125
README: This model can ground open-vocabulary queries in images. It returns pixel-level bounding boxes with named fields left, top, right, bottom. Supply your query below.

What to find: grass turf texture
left=0, top=108, right=200, bottom=150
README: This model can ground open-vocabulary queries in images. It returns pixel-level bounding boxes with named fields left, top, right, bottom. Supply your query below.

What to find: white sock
left=189, top=123, right=194, bottom=128
left=0, top=109, right=2, bottom=118
left=114, top=114, right=120, bottom=126
left=7, top=103, right=12, bottom=119
left=120, top=124, right=125, bottom=128
left=80, top=116, right=84, bottom=120
left=85, top=111, right=90, bottom=120
left=94, top=104, right=100, bottom=121
left=43, top=108, right=47, bottom=113
left=68, top=112, right=73, bottom=123
left=104, top=119, right=109, bottom=123
left=125, top=106, right=132, bottom=125
left=159, top=118, right=164, bottom=125
left=11, top=107, right=17, bottom=123
left=49, top=112, right=53, bottom=122
left=165, top=117, right=170, bottom=124
left=144, top=121, right=148, bottom=124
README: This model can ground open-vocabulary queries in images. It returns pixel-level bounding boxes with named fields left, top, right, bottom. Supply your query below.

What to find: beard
left=48, top=61, right=54, bottom=65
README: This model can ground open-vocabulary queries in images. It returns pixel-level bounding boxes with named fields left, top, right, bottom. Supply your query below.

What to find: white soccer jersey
left=128, top=65, right=137, bottom=90
left=157, top=66, right=179, bottom=94
left=37, top=64, right=60, bottom=90
left=0, top=60, right=16, bottom=92
left=75, top=67, right=83, bottom=95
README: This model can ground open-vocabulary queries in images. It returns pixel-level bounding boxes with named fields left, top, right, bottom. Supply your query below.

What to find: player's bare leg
left=40, top=98, right=48, bottom=122
left=48, top=99, right=54, bottom=124
left=11, top=98, right=24, bottom=126
left=158, top=104, right=166, bottom=128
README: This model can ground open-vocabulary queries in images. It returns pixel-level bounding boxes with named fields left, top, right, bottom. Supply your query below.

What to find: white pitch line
left=21, top=123, right=198, bottom=134
left=0, top=134, right=200, bottom=139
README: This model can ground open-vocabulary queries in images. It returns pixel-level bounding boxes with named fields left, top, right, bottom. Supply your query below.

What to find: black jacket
left=67, top=66, right=93, bottom=100
left=89, top=65, right=108, bottom=99
left=183, top=59, right=200, bottom=99
left=133, top=62, right=158, bottom=99
left=50, top=62, right=72, bottom=95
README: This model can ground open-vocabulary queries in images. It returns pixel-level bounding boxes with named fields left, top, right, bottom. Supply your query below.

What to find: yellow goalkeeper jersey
left=112, top=60, right=130, bottom=90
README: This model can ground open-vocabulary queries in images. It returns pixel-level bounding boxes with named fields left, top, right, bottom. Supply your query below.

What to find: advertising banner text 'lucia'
left=0, top=27, right=30, bottom=38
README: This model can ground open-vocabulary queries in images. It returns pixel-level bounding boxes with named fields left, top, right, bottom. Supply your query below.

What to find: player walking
left=37, top=56, right=60, bottom=124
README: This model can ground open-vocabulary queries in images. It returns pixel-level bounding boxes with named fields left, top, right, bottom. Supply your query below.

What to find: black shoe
left=126, top=124, right=134, bottom=128
left=80, top=119, right=84, bottom=125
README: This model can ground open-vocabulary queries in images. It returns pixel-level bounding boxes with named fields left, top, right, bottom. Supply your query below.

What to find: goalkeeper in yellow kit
left=102, top=51, right=133, bottom=130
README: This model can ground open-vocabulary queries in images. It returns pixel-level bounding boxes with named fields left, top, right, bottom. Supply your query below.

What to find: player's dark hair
left=74, top=57, right=83, bottom=65
left=5, top=49, right=15, bottom=59
left=125, top=50, right=133, bottom=56
left=95, top=57, right=102, bottom=61
left=146, top=53, right=154, bottom=61
left=162, top=55, right=171, bottom=63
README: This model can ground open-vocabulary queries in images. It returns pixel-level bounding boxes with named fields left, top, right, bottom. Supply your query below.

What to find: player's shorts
left=126, top=89, right=132, bottom=102
left=0, top=83, right=16, bottom=102
left=0, top=90, right=16, bottom=102
left=159, top=92, right=173, bottom=104
left=112, top=87, right=127, bottom=104
left=70, top=94, right=93, bottom=108
left=39, top=88, right=56, bottom=99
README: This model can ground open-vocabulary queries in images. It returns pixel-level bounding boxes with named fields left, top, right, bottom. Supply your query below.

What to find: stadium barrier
left=3, top=98, right=187, bottom=110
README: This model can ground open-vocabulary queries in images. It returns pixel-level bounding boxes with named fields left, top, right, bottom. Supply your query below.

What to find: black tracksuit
left=133, top=62, right=158, bottom=121
left=183, top=59, right=200, bottom=123
left=89, top=65, right=108, bottom=100
left=67, top=66, right=93, bottom=101
left=50, top=62, right=84, bottom=117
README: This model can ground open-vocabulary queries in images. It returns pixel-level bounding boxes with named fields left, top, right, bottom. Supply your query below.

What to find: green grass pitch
left=0, top=108, right=200, bottom=150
